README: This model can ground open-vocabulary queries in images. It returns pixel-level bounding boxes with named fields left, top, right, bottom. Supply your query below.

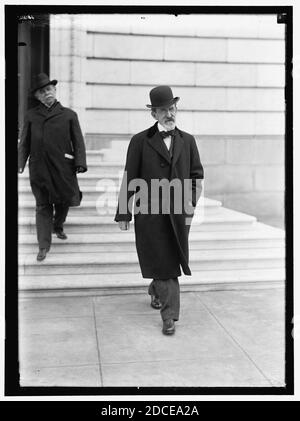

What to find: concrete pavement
left=18, top=287, right=285, bottom=387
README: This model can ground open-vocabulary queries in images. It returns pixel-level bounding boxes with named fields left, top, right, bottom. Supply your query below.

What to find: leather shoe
left=37, top=248, right=48, bottom=261
left=150, top=295, right=162, bottom=309
left=162, top=319, right=175, bottom=335
left=53, top=228, right=67, bottom=240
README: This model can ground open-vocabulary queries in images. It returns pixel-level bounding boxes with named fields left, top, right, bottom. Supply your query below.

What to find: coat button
left=160, top=163, right=165, bottom=167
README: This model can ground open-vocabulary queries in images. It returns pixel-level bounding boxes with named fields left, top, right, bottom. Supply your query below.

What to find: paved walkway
left=18, top=287, right=285, bottom=387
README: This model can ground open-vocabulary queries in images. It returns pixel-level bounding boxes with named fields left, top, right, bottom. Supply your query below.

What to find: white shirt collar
left=157, top=123, right=167, bottom=132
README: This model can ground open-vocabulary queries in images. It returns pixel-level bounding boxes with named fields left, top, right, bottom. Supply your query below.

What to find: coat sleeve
left=114, top=135, right=142, bottom=222
left=18, top=113, right=31, bottom=171
left=70, top=112, right=87, bottom=172
left=190, top=136, right=204, bottom=207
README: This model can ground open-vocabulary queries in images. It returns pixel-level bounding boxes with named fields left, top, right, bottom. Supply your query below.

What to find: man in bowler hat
left=115, top=86, right=204, bottom=335
left=18, top=73, right=87, bottom=261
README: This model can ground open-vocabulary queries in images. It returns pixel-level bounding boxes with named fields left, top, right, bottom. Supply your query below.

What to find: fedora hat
left=146, top=85, right=179, bottom=109
left=31, top=73, right=57, bottom=94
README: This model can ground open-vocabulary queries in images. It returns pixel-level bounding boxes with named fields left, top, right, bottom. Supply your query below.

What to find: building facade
left=20, top=13, right=286, bottom=228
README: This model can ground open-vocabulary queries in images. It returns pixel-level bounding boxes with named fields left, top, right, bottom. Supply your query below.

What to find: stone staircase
left=18, top=149, right=285, bottom=297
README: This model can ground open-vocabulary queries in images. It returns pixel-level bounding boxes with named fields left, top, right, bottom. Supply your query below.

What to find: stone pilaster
left=49, top=14, right=87, bottom=133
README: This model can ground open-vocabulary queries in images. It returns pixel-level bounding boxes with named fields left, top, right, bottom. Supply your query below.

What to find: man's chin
left=164, top=122, right=175, bottom=130
left=45, top=99, right=55, bottom=106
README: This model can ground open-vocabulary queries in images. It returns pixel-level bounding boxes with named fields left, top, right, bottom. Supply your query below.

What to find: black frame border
left=5, top=4, right=294, bottom=398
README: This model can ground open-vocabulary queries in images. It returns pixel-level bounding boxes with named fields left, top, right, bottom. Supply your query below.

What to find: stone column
left=49, top=14, right=87, bottom=133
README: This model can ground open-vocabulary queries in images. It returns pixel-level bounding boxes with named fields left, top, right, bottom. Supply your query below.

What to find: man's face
left=35, top=84, right=56, bottom=107
left=152, top=103, right=177, bottom=130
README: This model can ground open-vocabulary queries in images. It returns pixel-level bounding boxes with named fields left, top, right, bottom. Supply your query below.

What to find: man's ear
left=151, top=109, right=157, bottom=120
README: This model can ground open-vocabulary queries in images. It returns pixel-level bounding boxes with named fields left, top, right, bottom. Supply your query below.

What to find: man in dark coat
left=18, top=73, right=87, bottom=261
left=115, top=86, right=204, bottom=335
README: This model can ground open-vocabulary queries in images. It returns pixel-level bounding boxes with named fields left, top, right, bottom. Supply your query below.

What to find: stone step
left=85, top=134, right=129, bottom=150
left=20, top=163, right=124, bottom=176
left=19, top=234, right=284, bottom=253
left=18, top=172, right=125, bottom=187
left=18, top=267, right=285, bottom=296
left=19, top=247, right=285, bottom=276
left=21, top=184, right=216, bottom=201
left=18, top=186, right=116, bottom=201
left=101, top=148, right=127, bottom=162
left=82, top=150, right=106, bottom=163
left=18, top=207, right=257, bottom=234
left=18, top=223, right=284, bottom=253
left=18, top=197, right=222, bottom=216
left=18, top=171, right=207, bottom=198
left=19, top=189, right=214, bottom=202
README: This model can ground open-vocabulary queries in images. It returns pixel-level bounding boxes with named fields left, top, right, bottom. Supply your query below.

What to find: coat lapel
left=146, top=123, right=184, bottom=165
left=36, top=101, right=64, bottom=120
left=171, top=128, right=184, bottom=167
left=147, top=123, right=171, bottom=164
left=45, top=101, right=64, bottom=120
left=36, top=102, right=49, bottom=118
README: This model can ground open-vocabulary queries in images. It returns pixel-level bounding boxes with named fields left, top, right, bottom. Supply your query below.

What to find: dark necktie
left=160, top=130, right=175, bottom=139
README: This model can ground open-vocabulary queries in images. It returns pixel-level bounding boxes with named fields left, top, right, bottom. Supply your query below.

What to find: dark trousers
left=36, top=203, right=69, bottom=249
left=148, top=278, right=180, bottom=321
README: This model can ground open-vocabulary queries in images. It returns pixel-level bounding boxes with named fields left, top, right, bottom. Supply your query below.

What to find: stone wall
left=196, top=136, right=284, bottom=228
left=50, top=14, right=88, bottom=132
left=50, top=14, right=285, bottom=228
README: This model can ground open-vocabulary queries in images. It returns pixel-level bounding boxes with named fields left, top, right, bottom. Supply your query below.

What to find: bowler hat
left=146, top=85, right=179, bottom=109
left=31, top=73, right=57, bottom=94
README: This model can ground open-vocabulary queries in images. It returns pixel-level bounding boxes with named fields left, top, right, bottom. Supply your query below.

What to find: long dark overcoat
left=115, top=122, right=204, bottom=279
left=18, top=101, right=87, bottom=206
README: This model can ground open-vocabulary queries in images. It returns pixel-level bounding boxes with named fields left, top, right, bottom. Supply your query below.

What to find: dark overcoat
left=115, top=122, right=204, bottom=279
left=18, top=101, right=87, bottom=206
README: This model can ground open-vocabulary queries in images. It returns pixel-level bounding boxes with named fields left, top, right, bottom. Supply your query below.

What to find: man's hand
left=118, top=221, right=130, bottom=231
left=76, top=166, right=85, bottom=173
